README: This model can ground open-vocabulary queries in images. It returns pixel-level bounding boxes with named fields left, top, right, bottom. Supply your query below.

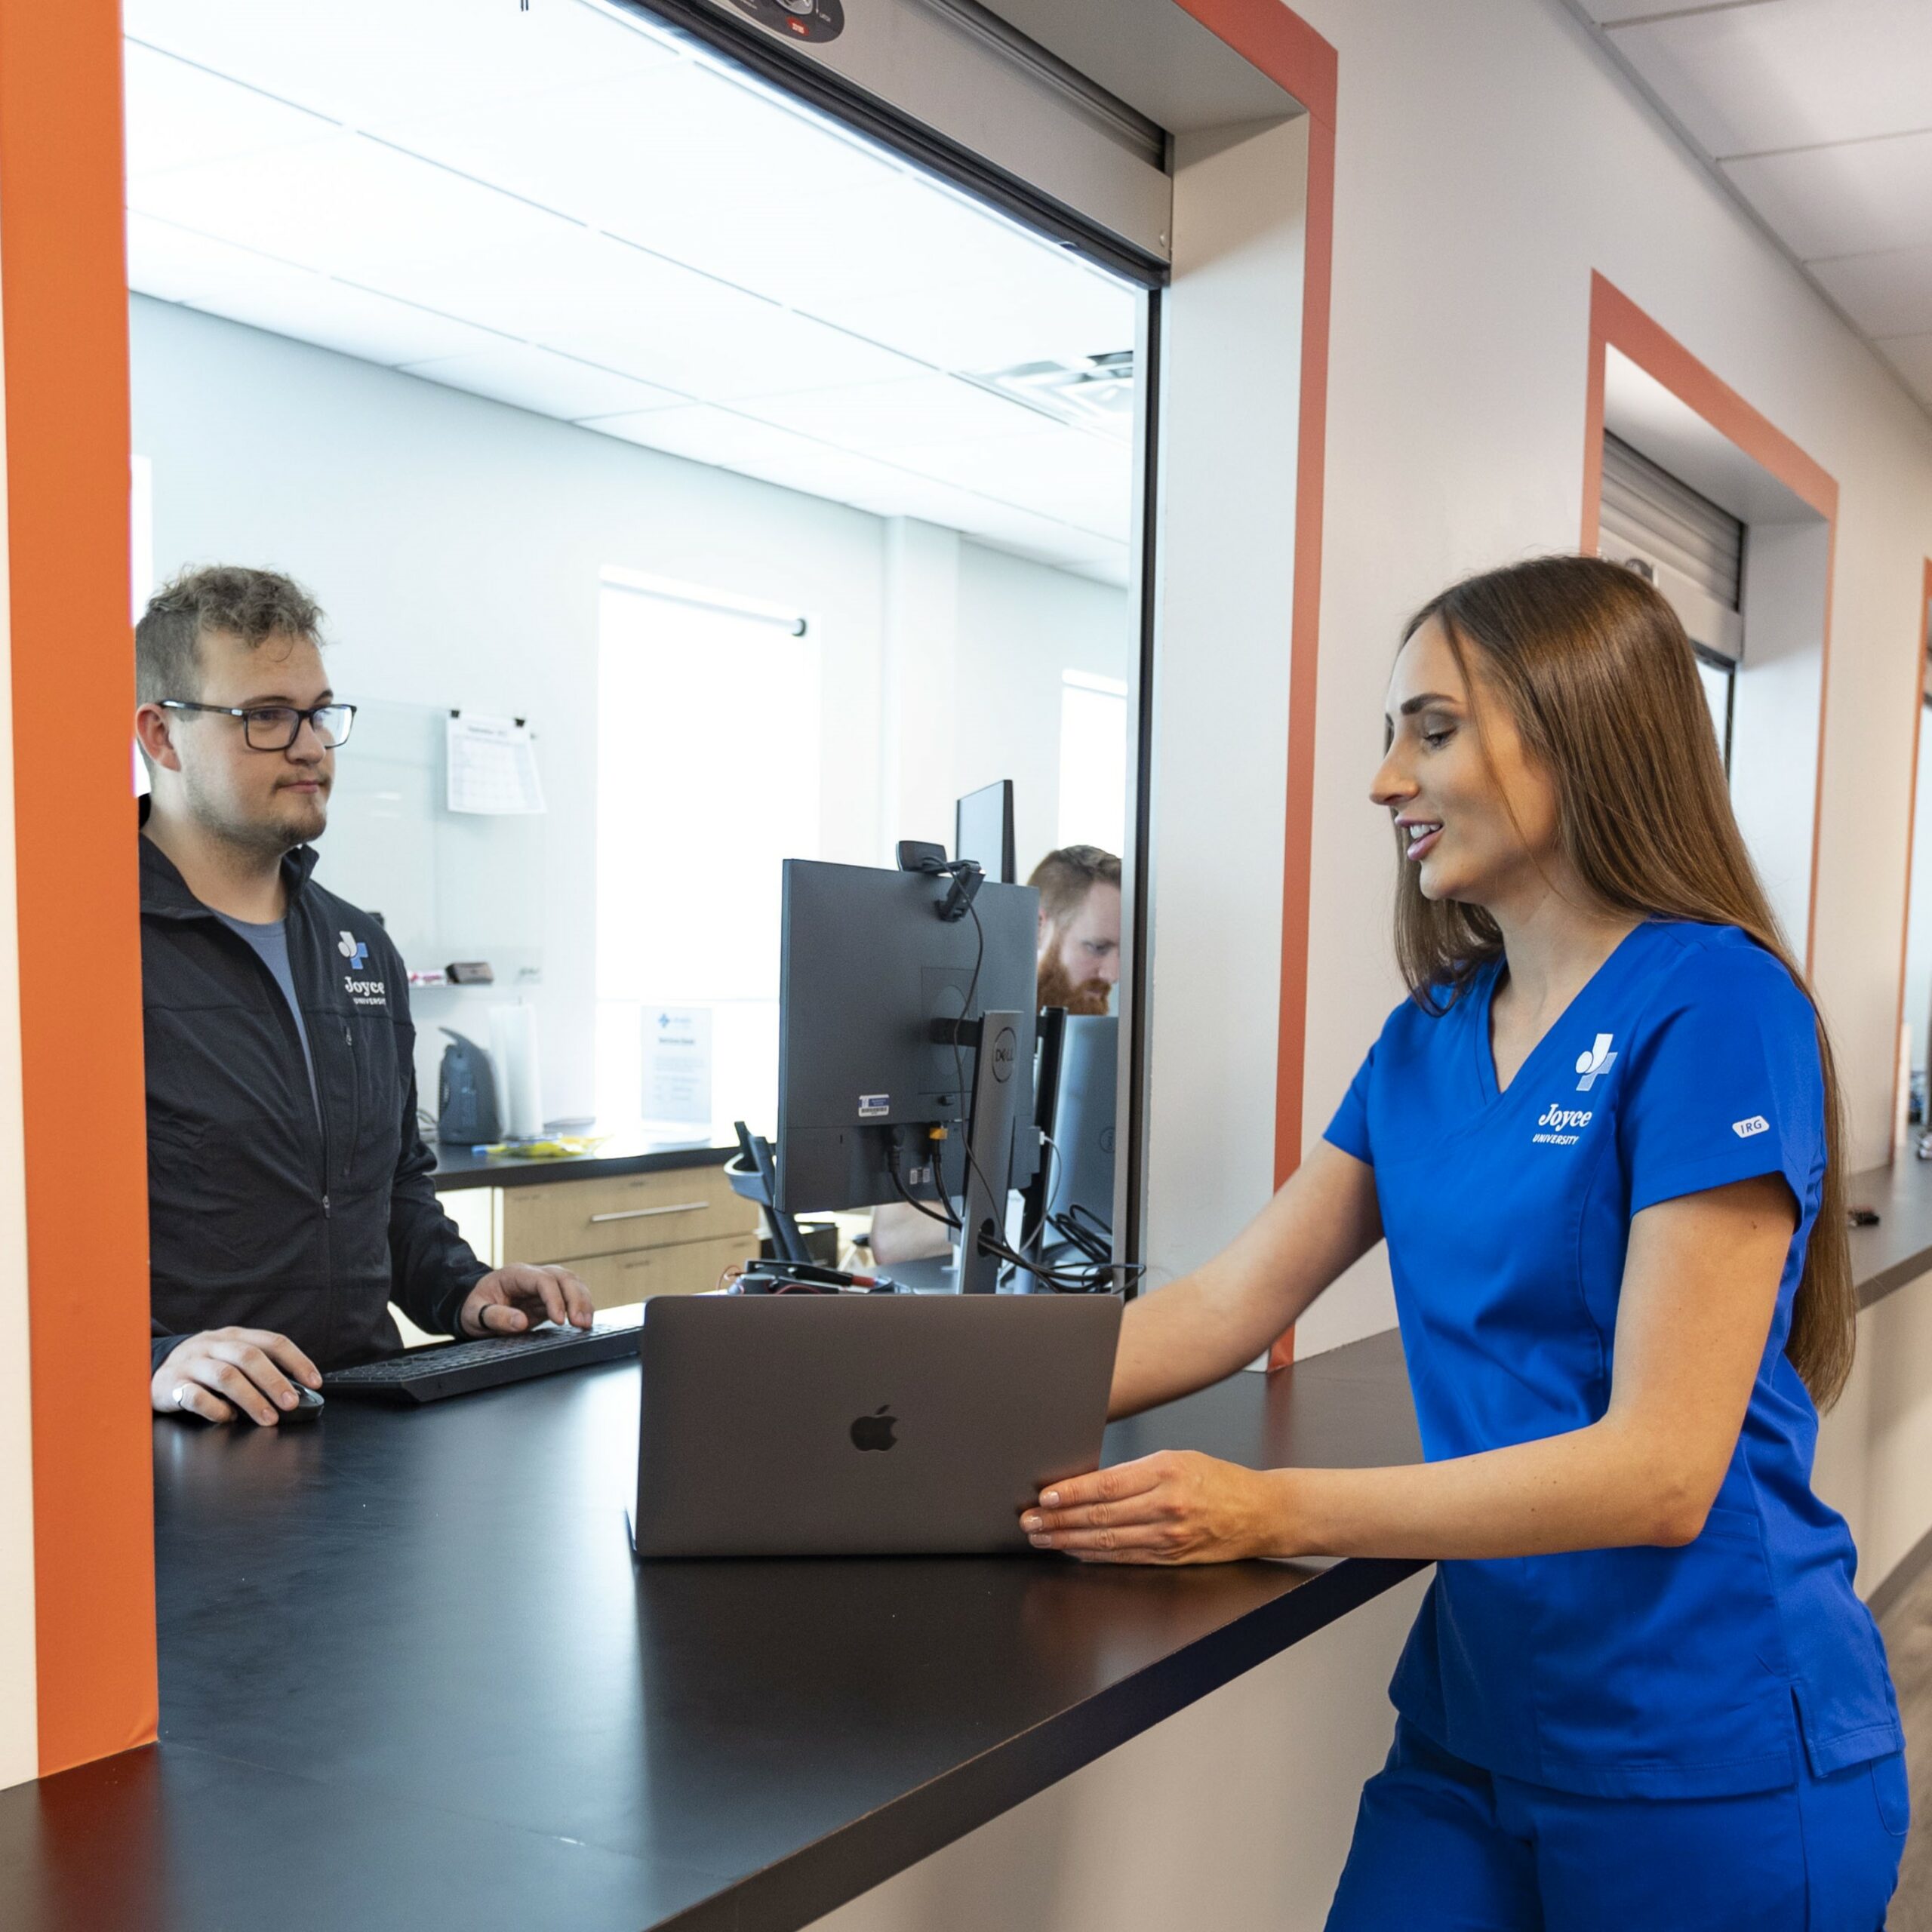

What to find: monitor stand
left=953, top=1008, right=1025, bottom=1294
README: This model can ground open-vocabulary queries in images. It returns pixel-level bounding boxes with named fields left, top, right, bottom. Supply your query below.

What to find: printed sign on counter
left=643, top=1007, right=713, bottom=1127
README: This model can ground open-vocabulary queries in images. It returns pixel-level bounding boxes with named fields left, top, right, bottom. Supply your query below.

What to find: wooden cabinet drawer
left=499, top=1164, right=754, bottom=1263
left=562, top=1233, right=758, bottom=1309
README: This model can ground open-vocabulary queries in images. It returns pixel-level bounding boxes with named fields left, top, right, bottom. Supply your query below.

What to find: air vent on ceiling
left=967, top=351, right=1134, bottom=436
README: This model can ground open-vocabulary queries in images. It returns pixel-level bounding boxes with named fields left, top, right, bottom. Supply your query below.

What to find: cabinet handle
left=587, top=1201, right=709, bottom=1224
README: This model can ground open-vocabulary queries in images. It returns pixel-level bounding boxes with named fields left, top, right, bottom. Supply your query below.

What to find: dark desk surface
left=0, top=1329, right=1422, bottom=1932
left=433, top=1131, right=734, bottom=1191
left=1847, top=1158, right=1932, bottom=1311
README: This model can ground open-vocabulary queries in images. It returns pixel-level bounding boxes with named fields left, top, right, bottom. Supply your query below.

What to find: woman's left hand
left=1021, top=1451, right=1287, bottom=1564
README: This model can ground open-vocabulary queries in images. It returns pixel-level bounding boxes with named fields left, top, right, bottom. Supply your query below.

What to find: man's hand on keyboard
left=152, top=1327, right=323, bottom=1426
left=459, top=1264, right=595, bottom=1340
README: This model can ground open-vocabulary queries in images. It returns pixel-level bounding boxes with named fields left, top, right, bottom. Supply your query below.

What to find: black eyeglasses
left=157, top=700, right=357, bottom=751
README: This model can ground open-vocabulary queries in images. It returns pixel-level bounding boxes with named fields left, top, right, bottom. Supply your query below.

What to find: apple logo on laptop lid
left=850, top=1404, right=898, bottom=1452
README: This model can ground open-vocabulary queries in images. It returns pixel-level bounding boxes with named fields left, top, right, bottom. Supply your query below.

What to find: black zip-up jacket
left=142, top=816, right=488, bottom=1372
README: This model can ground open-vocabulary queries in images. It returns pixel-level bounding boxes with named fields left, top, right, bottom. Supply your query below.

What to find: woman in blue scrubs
left=1023, top=556, right=1909, bottom=1928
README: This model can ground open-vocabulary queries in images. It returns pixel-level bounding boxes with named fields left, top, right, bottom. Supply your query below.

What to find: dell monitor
left=774, top=857, right=1038, bottom=1291
left=954, top=780, right=1015, bottom=884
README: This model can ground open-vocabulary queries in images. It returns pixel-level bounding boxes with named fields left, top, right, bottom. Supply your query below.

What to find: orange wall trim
left=1580, top=271, right=1838, bottom=974
left=0, top=0, right=159, bottom=1772
left=1171, top=0, right=1337, bottom=1372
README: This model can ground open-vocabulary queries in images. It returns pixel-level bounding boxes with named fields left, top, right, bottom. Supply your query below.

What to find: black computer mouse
left=280, top=1385, right=325, bottom=1423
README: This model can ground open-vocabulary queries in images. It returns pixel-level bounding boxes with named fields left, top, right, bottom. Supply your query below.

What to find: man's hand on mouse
left=459, top=1263, right=595, bottom=1339
left=151, top=1327, right=322, bottom=1426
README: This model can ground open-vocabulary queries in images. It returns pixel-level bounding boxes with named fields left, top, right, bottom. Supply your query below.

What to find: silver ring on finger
left=172, top=1384, right=192, bottom=1410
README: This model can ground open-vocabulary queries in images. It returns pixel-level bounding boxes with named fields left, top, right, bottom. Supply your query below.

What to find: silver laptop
left=632, top=1294, right=1122, bottom=1558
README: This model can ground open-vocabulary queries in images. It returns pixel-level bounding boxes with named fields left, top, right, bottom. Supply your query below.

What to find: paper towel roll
left=489, top=1004, right=544, bottom=1140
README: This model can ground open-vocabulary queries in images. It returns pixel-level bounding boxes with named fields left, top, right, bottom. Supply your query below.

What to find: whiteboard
left=312, top=700, right=545, bottom=978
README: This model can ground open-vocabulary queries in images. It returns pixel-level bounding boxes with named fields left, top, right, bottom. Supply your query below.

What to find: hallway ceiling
left=122, top=0, right=1140, bottom=583
left=1573, top=0, right=1932, bottom=417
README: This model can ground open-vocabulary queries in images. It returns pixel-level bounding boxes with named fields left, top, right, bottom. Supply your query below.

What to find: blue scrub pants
left=1325, top=1720, right=1909, bottom=1931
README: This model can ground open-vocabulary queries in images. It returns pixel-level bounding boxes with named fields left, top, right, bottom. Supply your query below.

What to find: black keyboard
left=323, top=1308, right=644, bottom=1404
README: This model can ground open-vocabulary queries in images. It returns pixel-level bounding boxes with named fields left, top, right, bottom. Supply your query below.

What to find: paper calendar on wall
left=447, top=712, right=546, bottom=816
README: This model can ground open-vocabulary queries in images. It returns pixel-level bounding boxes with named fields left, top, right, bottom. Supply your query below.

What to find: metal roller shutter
left=1599, top=432, right=1745, bottom=663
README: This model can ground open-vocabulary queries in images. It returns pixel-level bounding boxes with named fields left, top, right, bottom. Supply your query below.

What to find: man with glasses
left=134, top=566, right=591, bottom=1424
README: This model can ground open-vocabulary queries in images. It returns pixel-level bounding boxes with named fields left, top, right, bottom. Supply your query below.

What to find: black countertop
left=0, top=1329, right=1422, bottom=1932
left=432, top=1132, right=735, bottom=1191
left=1847, top=1158, right=1932, bottom=1310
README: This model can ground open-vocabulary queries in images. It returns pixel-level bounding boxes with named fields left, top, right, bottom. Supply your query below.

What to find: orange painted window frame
left=1580, top=270, right=1838, bottom=974
left=2, top=0, right=1338, bottom=1768
left=0, top=0, right=159, bottom=1777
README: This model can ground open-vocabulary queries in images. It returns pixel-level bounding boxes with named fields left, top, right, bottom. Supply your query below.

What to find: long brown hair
left=1395, top=555, right=1854, bottom=1409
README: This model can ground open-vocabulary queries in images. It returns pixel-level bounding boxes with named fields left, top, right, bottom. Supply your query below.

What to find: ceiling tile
left=398, top=344, right=688, bottom=421
left=1807, top=242, right=1932, bottom=338
left=1724, top=126, right=1932, bottom=260
left=1875, top=331, right=1932, bottom=408
left=129, top=131, right=577, bottom=292
left=587, top=401, right=927, bottom=506
left=383, top=60, right=903, bottom=297
left=1605, top=0, right=1932, bottom=157
left=384, top=57, right=1135, bottom=374
left=792, top=265, right=1137, bottom=376
left=128, top=215, right=506, bottom=365
left=544, top=286, right=928, bottom=404
left=124, top=42, right=338, bottom=180
left=735, top=375, right=1051, bottom=451
left=889, top=430, right=1131, bottom=539
left=125, top=0, right=679, bottom=134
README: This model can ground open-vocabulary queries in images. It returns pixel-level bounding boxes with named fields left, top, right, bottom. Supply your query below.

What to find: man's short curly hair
left=1026, top=844, right=1121, bottom=928
left=135, top=565, right=325, bottom=706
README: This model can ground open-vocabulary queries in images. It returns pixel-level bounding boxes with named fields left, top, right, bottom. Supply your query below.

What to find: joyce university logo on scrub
left=337, top=929, right=386, bottom=1008
left=1574, top=1033, right=1617, bottom=1090
left=1534, top=1034, right=1617, bottom=1146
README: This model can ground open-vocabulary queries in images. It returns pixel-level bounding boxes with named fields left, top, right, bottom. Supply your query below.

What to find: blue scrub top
left=1326, top=920, right=1902, bottom=1800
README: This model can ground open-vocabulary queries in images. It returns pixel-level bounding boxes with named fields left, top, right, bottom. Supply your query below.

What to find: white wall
left=1729, top=521, right=1829, bottom=959
left=1141, top=114, right=1306, bottom=1294
left=1814, top=1281, right=1932, bottom=1599
left=128, top=294, right=1128, bottom=1124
